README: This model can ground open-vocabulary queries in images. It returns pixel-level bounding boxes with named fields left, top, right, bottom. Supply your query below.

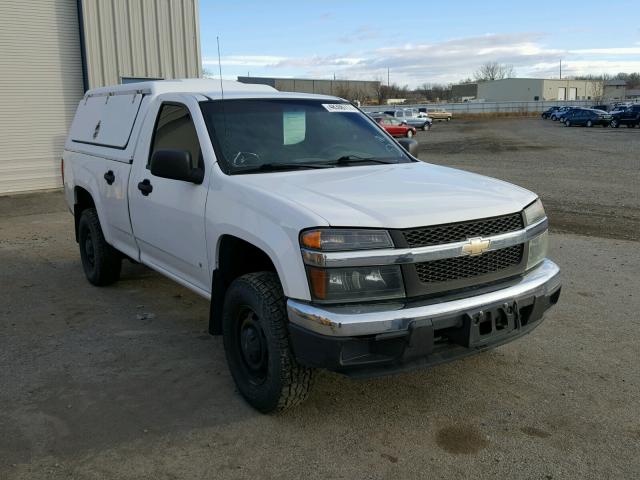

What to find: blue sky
left=199, top=0, right=640, bottom=86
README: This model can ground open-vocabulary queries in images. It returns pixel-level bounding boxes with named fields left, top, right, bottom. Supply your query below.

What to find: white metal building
left=0, top=0, right=201, bottom=195
left=477, top=78, right=603, bottom=103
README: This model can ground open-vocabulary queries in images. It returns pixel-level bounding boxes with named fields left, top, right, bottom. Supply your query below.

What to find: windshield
left=200, top=99, right=411, bottom=174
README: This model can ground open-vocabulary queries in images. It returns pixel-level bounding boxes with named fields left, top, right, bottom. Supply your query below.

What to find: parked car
left=610, top=104, right=640, bottom=128
left=373, top=114, right=417, bottom=138
left=554, top=107, right=585, bottom=122
left=590, top=105, right=609, bottom=112
left=419, top=107, right=452, bottom=121
left=563, top=109, right=612, bottom=127
left=62, top=79, right=561, bottom=413
left=541, top=106, right=561, bottom=119
left=384, top=109, right=432, bottom=130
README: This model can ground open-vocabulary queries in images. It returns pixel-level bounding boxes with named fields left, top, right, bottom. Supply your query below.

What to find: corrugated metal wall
left=0, top=0, right=84, bottom=194
left=80, top=0, right=201, bottom=89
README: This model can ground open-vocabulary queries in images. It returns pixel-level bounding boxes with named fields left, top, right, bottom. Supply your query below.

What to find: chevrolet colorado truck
left=63, top=79, right=561, bottom=413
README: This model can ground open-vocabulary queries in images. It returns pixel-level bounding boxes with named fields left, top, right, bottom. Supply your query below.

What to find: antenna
left=216, top=36, right=225, bottom=100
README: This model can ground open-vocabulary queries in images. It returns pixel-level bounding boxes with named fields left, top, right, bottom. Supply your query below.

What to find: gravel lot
left=418, top=117, right=640, bottom=241
left=1, top=118, right=639, bottom=479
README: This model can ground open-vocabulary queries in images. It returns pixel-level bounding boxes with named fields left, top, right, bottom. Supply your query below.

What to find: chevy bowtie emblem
left=462, top=237, right=491, bottom=256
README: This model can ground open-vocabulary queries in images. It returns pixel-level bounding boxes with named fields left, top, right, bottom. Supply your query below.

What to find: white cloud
left=202, top=55, right=288, bottom=67
left=209, top=33, right=640, bottom=86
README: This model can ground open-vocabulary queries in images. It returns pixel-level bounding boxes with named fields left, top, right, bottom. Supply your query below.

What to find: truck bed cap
left=84, top=78, right=278, bottom=99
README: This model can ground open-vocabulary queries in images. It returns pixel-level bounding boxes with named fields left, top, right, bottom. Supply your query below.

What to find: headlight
left=300, top=228, right=393, bottom=251
left=527, top=231, right=548, bottom=270
left=524, top=198, right=546, bottom=226
left=306, top=265, right=405, bottom=302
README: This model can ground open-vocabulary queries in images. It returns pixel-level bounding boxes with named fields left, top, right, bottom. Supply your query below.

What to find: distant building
left=477, top=78, right=604, bottom=102
left=451, top=83, right=478, bottom=101
left=0, top=0, right=201, bottom=195
left=625, top=89, right=640, bottom=100
left=237, top=76, right=380, bottom=102
left=603, top=80, right=627, bottom=101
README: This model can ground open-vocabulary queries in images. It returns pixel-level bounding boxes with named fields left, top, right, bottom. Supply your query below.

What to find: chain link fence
left=360, top=100, right=616, bottom=115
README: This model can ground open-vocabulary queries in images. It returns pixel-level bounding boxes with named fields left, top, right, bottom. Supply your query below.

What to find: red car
left=373, top=115, right=416, bottom=138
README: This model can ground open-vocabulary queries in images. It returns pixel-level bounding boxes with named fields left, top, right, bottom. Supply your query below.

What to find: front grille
left=402, top=213, right=524, bottom=248
left=415, top=245, right=524, bottom=283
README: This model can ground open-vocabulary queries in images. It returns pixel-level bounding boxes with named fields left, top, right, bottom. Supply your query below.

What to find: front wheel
left=406, top=129, right=414, bottom=138
left=586, top=120, right=593, bottom=128
left=611, top=119, right=619, bottom=128
left=565, top=120, right=571, bottom=127
left=222, top=272, right=315, bottom=413
left=78, top=208, right=121, bottom=286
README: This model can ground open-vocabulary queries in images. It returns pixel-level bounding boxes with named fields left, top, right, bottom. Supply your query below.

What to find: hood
left=238, top=162, right=538, bottom=229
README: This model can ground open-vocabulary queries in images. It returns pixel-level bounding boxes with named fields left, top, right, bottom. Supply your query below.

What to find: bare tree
left=474, top=62, right=515, bottom=81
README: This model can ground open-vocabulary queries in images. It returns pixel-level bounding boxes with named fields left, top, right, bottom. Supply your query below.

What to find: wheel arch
left=73, top=186, right=96, bottom=242
left=209, top=234, right=283, bottom=335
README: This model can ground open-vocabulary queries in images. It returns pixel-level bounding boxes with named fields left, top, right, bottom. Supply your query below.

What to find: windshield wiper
left=332, top=155, right=398, bottom=165
left=231, top=162, right=332, bottom=174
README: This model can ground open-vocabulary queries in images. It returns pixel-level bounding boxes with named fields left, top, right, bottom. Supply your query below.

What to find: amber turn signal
left=301, top=230, right=322, bottom=250
left=307, top=267, right=327, bottom=299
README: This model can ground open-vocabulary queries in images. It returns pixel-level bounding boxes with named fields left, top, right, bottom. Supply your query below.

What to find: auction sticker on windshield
left=322, top=103, right=359, bottom=113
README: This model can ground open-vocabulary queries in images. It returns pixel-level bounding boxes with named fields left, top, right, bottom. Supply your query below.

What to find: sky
left=199, top=0, right=640, bottom=87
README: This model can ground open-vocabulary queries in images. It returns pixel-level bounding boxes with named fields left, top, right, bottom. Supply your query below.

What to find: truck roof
left=83, top=78, right=341, bottom=102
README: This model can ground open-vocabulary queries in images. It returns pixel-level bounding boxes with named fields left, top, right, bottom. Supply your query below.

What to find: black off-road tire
left=78, top=208, right=122, bottom=286
left=222, top=272, right=315, bottom=413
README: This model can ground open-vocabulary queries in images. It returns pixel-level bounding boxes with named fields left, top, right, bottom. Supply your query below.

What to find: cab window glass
left=150, top=104, right=202, bottom=169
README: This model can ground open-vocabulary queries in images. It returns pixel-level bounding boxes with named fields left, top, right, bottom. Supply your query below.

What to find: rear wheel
left=565, top=120, right=571, bottom=127
left=627, top=123, right=634, bottom=128
left=611, top=119, right=619, bottom=128
left=78, top=208, right=121, bottom=286
left=222, top=272, right=315, bottom=413
left=586, top=120, right=593, bottom=128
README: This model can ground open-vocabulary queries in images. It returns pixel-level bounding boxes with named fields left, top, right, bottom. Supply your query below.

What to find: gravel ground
left=417, top=117, right=640, bottom=241
left=1, top=119, right=639, bottom=479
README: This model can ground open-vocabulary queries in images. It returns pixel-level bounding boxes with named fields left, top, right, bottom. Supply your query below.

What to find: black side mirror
left=150, top=149, right=204, bottom=184
left=397, top=138, right=419, bottom=156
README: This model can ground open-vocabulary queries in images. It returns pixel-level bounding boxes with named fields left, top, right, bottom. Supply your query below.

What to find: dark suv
left=563, top=109, right=612, bottom=128
left=541, top=106, right=561, bottom=119
left=610, top=104, right=640, bottom=128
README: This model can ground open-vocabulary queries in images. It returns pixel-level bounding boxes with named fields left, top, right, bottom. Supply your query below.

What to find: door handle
left=103, top=170, right=115, bottom=185
left=137, top=179, right=153, bottom=196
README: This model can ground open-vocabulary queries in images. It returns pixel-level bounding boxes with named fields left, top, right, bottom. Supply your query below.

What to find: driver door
left=128, top=99, right=211, bottom=292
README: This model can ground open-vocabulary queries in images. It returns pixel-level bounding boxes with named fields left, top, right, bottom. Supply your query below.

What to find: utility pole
left=559, top=59, right=562, bottom=80
left=387, top=67, right=390, bottom=87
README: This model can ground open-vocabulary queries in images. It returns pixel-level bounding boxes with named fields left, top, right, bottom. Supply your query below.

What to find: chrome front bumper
left=287, top=259, right=561, bottom=337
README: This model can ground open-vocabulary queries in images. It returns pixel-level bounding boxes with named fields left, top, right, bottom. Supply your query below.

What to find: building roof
left=238, top=76, right=380, bottom=85
left=605, top=80, right=627, bottom=86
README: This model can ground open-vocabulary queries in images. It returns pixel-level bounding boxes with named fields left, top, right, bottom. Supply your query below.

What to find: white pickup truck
left=63, top=79, right=561, bottom=413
